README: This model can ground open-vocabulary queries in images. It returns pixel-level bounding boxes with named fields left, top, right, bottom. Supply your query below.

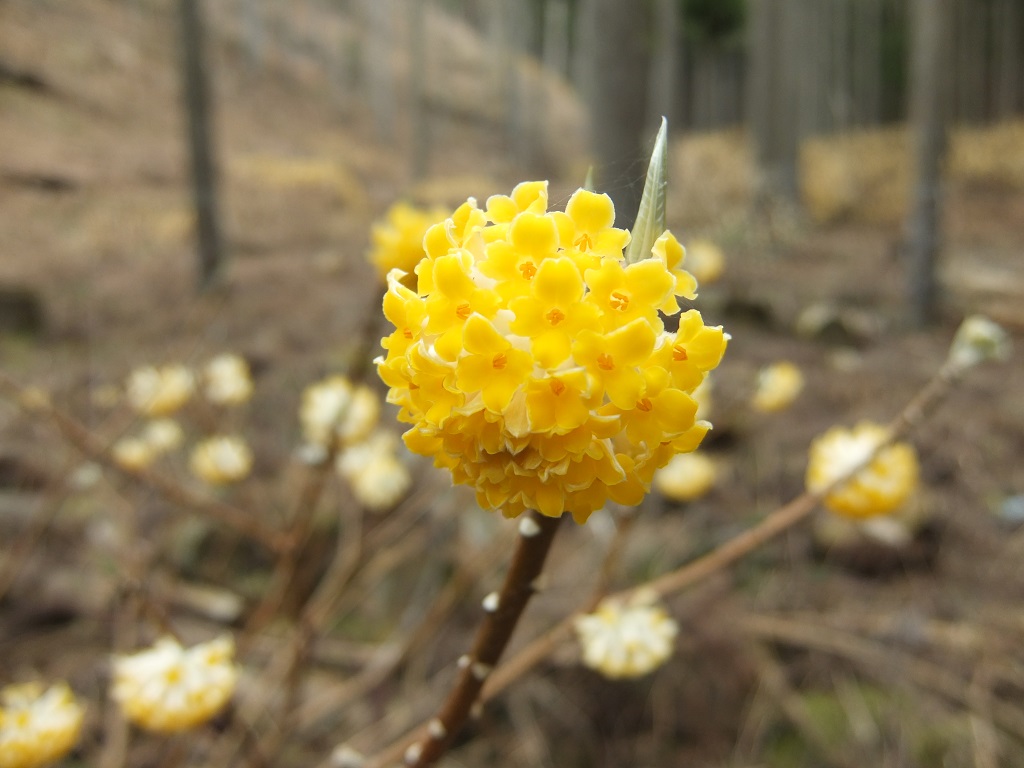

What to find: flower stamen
left=609, top=291, right=630, bottom=311
left=545, top=308, right=566, bottom=326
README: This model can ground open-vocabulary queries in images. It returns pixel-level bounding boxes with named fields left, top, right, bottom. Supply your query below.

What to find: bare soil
left=2, top=2, right=1024, bottom=767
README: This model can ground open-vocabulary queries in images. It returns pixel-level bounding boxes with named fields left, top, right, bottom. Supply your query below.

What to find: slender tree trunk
left=748, top=0, right=799, bottom=206
left=578, top=0, right=652, bottom=227
left=647, top=0, right=679, bottom=135
left=905, top=0, right=950, bottom=326
left=179, top=0, right=226, bottom=292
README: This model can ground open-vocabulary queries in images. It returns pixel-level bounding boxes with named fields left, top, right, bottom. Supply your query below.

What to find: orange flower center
left=636, top=398, right=653, bottom=412
left=519, top=261, right=537, bottom=280
left=549, top=379, right=566, bottom=396
left=597, top=353, right=615, bottom=371
left=574, top=233, right=594, bottom=251
left=672, top=344, right=688, bottom=361
left=492, top=353, right=508, bottom=370
left=455, top=303, right=472, bottom=320
left=545, top=308, right=566, bottom=326
left=402, top=328, right=414, bottom=340
left=609, top=291, right=630, bottom=311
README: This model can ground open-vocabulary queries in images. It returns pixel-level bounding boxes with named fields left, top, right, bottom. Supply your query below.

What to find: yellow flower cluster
left=573, top=590, right=678, bottom=679
left=377, top=181, right=728, bottom=522
left=368, top=202, right=450, bottom=284
left=751, top=360, right=804, bottom=413
left=126, top=365, right=195, bottom=417
left=0, top=683, right=84, bottom=768
left=654, top=452, right=717, bottom=502
left=189, top=435, right=253, bottom=485
left=806, top=421, right=919, bottom=519
left=111, top=636, right=237, bottom=733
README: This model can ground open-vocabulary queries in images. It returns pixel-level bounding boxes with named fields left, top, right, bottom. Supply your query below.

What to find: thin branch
left=475, top=357, right=969, bottom=707
left=0, top=372, right=287, bottom=552
left=365, top=511, right=563, bottom=768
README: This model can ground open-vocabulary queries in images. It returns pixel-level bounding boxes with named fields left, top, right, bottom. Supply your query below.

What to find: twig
left=739, top=612, right=1024, bottom=742
left=294, top=527, right=512, bottom=732
left=365, top=511, right=563, bottom=768
left=0, top=482, right=72, bottom=601
left=477, top=356, right=968, bottom=704
left=244, top=296, right=387, bottom=633
left=0, top=371, right=287, bottom=552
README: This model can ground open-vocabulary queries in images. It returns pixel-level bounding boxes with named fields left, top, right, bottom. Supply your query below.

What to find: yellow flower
left=806, top=422, right=919, bottom=519
left=376, top=181, right=728, bottom=523
left=552, top=188, right=631, bottom=263
left=203, top=354, right=253, bottom=406
left=0, top=682, right=84, bottom=768
left=653, top=452, right=717, bottom=502
left=751, top=361, right=804, bottom=413
left=142, top=418, right=185, bottom=453
left=368, top=202, right=449, bottom=284
left=126, top=365, right=194, bottom=417
left=573, top=591, right=678, bottom=679
left=111, top=636, right=237, bottom=733
left=190, top=436, right=253, bottom=485
left=300, top=376, right=380, bottom=449
left=112, top=436, right=158, bottom=471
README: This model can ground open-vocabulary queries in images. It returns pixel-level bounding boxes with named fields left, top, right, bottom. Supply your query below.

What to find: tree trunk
left=647, top=0, right=679, bottom=135
left=748, top=0, right=800, bottom=206
left=905, top=0, right=950, bottom=326
left=576, top=0, right=652, bottom=227
left=179, top=0, right=226, bottom=292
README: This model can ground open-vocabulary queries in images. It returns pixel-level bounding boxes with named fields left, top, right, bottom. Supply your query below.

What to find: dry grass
left=3, top=1, right=1024, bottom=767
left=669, top=120, right=1024, bottom=229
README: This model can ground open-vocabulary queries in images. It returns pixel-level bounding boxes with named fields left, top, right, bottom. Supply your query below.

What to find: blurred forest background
left=2, top=0, right=1024, bottom=767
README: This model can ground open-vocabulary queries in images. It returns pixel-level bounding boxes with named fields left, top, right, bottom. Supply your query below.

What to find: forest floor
left=2, top=1, right=1024, bottom=767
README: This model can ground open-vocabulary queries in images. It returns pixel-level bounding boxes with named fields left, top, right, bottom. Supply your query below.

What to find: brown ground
left=2, top=2, right=1024, bottom=767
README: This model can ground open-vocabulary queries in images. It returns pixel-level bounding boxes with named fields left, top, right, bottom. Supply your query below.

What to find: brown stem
left=366, top=511, right=562, bottom=768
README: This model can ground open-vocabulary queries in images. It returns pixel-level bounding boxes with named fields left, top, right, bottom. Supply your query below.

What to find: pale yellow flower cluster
left=189, top=436, right=253, bottom=485
left=947, top=315, right=1011, bottom=371
left=806, top=421, right=919, bottom=519
left=751, top=361, right=804, bottom=413
left=376, top=181, right=728, bottom=522
left=110, top=636, right=237, bottom=733
left=336, top=430, right=412, bottom=510
left=112, top=418, right=186, bottom=472
left=203, top=354, right=254, bottom=406
left=574, top=591, right=678, bottom=679
left=300, top=375, right=380, bottom=452
left=0, top=683, right=84, bottom=768
left=126, top=365, right=195, bottom=417
left=653, top=452, right=717, bottom=502
left=125, top=353, right=254, bottom=417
